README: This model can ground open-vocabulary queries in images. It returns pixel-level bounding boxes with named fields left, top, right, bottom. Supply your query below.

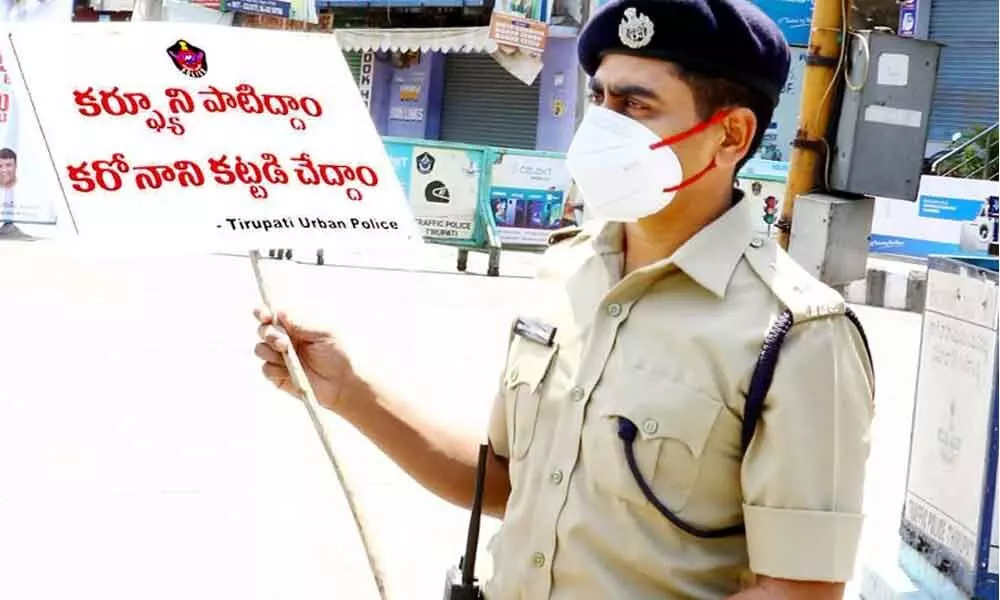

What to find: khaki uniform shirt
left=485, top=196, right=875, bottom=600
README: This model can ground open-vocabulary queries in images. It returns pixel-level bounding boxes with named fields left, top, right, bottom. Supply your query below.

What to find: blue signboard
left=754, top=0, right=813, bottom=46
left=224, top=0, right=291, bottom=17
left=898, top=0, right=917, bottom=37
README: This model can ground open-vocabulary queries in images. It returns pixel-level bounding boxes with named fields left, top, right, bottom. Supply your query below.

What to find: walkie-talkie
left=442, top=443, right=489, bottom=600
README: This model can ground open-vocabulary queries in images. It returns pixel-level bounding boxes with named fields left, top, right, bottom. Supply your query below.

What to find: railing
left=930, top=122, right=999, bottom=181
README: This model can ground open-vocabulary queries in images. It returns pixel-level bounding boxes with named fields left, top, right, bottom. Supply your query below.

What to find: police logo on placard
left=619, top=7, right=654, bottom=49
left=166, top=39, right=208, bottom=78
left=415, top=152, right=435, bottom=175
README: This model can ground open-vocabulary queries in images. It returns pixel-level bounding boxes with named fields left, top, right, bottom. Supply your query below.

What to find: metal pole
left=776, top=0, right=846, bottom=249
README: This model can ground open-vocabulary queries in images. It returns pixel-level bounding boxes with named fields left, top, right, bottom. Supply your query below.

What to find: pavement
left=0, top=238, right=925, bottom=599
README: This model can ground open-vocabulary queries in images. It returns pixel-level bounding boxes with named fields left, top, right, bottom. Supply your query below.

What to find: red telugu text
left=73, top=83, right=324, bottom=136
left=65, top=151, right=380, bottom=202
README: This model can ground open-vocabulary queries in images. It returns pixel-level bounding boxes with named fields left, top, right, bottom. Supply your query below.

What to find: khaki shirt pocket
left=503, top=340, right=558, bottom=461
left=585, top=378, right=722, bottom=513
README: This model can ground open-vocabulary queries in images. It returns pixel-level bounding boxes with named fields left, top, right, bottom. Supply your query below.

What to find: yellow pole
left=777, top=0, right=846, bottom=249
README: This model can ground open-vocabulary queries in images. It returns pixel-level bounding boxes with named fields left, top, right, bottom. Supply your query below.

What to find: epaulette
left=743, top=237, right=845, bottom=324
left=547, top=226, right=583, bottom=247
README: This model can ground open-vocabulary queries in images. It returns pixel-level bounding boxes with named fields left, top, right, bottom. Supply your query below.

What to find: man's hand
left=253, top=307, right=368, bottom=413
left=729, top=576, right=845, bottom=600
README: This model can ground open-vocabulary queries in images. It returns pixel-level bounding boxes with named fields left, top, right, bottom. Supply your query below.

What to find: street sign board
left=901, top=255, right=999, bottom=599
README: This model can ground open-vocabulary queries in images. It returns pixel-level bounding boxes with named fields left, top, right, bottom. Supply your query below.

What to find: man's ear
left=715, top=108, right=758, bottom=169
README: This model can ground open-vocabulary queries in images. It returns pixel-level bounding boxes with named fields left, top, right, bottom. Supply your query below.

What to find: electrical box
left=830, top=30, right=942, bottom=201
left=787, top=193, right=875, bottom=287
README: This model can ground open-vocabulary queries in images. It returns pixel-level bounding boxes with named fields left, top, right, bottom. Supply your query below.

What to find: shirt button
left=750, top=237, right=764, bottom=248
left=531, top=552, right=546, bottom=568
left=570, top=386, right=585, bottom=402
left=642, top=418, right=659, bottom=435
left=606, top=303, right=623, bottom=318
left=510, top=366, right=519, bottom=381
left=550, top=469, right=564, bottom=484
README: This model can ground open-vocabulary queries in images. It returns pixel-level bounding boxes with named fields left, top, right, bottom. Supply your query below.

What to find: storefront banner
left=870, top=176, right=999, bottom=257
left=384, top=140, right=481, bottom=241
left=7, top=22, right=421, bottom=249
left=494, top=0, right=545, bottom=25
left=756, top=46, right=806, bottom=166
left=224, top=0, right=291, bottom=18
left=752, top=0, right=814, bottom=46
left=489, top=151, right=571, bottom=247
left=0, top=35, right=59, bottom=226
left=488, top=12, right=548, bottom=54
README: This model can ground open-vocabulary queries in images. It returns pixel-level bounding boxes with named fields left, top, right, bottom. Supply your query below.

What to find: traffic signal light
left=763, top=196, right=778, bottom=225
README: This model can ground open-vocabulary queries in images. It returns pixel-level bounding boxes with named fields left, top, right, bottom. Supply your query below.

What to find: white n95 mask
left=565, top=105, right=729, bottom=222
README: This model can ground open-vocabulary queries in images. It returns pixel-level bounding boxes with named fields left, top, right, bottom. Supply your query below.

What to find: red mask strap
left=649, top=110, right=732, bottom=151
left=663, top=158, right=717, bottom=193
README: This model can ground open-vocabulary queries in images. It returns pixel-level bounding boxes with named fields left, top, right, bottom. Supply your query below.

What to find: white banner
left=7, top=22, right=421, bottom=250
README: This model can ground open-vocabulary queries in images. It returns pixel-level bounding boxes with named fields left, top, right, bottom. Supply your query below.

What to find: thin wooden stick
left=248, top=249, right=389, bottom=600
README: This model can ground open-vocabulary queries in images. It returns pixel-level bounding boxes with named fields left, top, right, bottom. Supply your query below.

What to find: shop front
left=335, top=25, right=580, bottom=153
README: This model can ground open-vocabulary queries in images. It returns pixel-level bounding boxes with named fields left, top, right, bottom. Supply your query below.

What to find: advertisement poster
left=752, top=0, right=814, bottom=46
left=898, top=0, right=917, bottom=37
left=7, top=22, right=420, bottom=249
left=0, top=41, right=60, bottom=228
left=384, top=141, right=481, bottom=241
left=745, top=46, right=807, bottom=176
left=0, top=0, right=71, bottom=229
left=489, top=152, right=571, bottom=246
left=870, top=176, right=1000, bottom=257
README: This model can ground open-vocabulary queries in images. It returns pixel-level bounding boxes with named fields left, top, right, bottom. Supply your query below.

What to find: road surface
left=0, top=241, right=921, bottom=599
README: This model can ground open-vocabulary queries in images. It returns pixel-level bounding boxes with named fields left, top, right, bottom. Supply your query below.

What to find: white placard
left=864, top=105, right=923, bottom=129
left=904, top=266, right=998, bottom=568
left=877, top=52, right=910, bottom=86
left=7, top=22, right=422, bottom=250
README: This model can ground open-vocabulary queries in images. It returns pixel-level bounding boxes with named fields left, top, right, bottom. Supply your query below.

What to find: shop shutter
left=927, top=0, right=999, bottom=143
left=439, top=53, right=540, bottom=150
left=344, top=51, right=363, bottom=85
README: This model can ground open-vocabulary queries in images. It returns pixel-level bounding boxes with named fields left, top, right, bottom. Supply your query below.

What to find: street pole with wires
left=776, top=0, right=848, bottom=250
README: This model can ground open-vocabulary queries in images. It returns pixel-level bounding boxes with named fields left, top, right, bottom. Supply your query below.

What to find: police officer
left=253, top=0, right=875, bottom=597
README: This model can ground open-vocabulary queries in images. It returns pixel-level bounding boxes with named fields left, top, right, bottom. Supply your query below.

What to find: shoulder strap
left=740, top=306, right=875, bottom=454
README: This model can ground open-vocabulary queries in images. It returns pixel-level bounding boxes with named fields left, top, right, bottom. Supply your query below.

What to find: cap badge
left=618, top=7, right=654, bottom=49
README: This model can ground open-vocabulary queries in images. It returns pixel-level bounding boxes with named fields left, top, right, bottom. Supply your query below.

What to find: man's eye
left=625, top=98, right=647, bottom=110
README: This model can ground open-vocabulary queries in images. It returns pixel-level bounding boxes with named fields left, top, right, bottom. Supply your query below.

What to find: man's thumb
left=274, top=310, right=331, bottom=343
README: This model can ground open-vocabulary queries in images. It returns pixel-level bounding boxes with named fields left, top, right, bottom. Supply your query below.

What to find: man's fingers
left=261, top=361, right=289, bottom=382
left=257, top=323, right=290, bottom=352
left=254, top=342, right=283, bottom=364
left=253, top=307, right=273, bottom=325
left=275, top=310, right=331, bottom=343
left=261, top=362, right=306, bottom=399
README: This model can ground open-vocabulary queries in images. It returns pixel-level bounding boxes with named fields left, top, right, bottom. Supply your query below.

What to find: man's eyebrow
left=588, top=79, right=661, bottom=101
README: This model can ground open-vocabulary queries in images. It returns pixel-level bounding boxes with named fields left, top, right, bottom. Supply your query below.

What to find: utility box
left=788, top=193, right=875, bottom=286
left=830, top=30, right=942, bottom=201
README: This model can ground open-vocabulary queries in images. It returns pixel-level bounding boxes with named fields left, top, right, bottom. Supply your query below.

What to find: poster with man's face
left=0, top=148, right=17, bottom=188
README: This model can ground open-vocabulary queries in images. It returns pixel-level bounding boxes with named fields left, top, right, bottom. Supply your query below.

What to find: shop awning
left=334, top=26, right=496, bottom=53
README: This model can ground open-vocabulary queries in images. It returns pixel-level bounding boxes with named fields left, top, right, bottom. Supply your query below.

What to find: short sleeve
left=487, top=321, right=519, bottom=460
left=740, top=313, right=875, bottom=582
left=488, top=366, right=510, bottom=459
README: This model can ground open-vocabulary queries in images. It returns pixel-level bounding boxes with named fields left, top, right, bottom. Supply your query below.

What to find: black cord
left=617, top=418, right=745, bottom=539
